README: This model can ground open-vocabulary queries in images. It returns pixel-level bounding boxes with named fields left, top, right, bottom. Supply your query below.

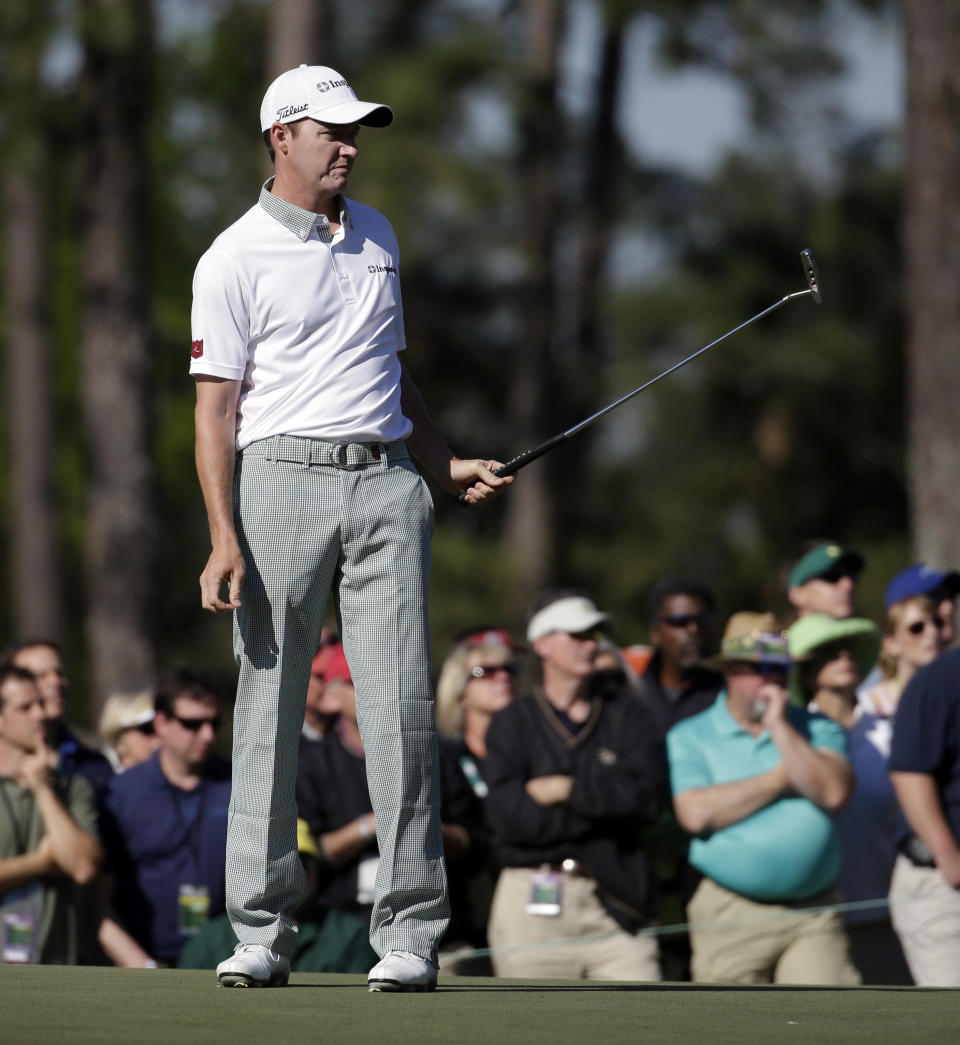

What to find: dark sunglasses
left=729, top=660, right=788, bottom=678
left=173, top=714, right=221, bottom=732
left=133, top=721, right=155, bottom=736
left=566, top=627, right=603, bottom=643
left=906, top=618, right=942, bottom=636
left=470, top=664, right=518, bottom=680
left=812, top=641, right=853, bottom=663
left=661, top=612, right=711, bottom=629
left=817, top=566, right=859, bottom=584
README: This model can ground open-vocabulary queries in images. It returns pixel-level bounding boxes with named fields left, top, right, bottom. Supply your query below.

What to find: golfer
left=190, top=64, right=511, bottom=991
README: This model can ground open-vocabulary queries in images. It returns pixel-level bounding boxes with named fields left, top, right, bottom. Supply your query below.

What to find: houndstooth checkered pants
left=225, top=435, right=449, bottom=960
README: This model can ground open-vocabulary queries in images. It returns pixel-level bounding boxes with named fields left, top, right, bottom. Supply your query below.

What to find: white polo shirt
left=190, top=185, right=412, bottom=449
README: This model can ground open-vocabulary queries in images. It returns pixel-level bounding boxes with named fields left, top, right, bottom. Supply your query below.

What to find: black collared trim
left=533, top=687, right=603, bottom=748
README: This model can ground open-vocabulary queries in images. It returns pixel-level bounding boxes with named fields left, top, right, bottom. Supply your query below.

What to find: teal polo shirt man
left=666, top=612, right=859, bottom=985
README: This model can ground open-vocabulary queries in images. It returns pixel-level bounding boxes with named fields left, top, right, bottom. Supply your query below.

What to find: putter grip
left=457, top=433, right=566, bottom=505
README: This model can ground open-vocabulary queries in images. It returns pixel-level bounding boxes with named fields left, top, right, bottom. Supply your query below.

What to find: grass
left=3, top=967, right=956, bottom=1045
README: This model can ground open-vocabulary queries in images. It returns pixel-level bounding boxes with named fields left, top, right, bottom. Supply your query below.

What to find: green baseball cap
left=788, top=543, right=865, bottom=590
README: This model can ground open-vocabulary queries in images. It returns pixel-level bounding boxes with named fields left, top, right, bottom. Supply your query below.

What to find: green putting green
left=2, top=967, right=955, bottom=1045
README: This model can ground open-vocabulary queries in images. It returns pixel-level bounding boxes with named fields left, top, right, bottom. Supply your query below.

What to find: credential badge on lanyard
left=2, top=883, right=44, bottom=964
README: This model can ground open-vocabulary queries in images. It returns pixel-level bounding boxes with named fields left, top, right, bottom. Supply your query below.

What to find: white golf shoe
left=216, top=944, right=291, bottom=988
left=368, top=950, right=439, bottom=992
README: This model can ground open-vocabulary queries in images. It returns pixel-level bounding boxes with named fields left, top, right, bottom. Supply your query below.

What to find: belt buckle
left=331, top=443, right=355, bottom=470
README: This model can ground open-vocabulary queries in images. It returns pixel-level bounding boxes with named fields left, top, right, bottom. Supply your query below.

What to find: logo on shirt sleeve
left=191, top=339, right=204, bottom=359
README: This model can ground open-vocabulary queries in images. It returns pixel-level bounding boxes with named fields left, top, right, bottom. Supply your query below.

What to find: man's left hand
left=446, top=458, right=514, bottom=505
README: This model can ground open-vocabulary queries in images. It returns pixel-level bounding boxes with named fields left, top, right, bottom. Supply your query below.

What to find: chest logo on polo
left=368, top=264, right=397, bottom=276
left=596, top=748, right=617, bottom=766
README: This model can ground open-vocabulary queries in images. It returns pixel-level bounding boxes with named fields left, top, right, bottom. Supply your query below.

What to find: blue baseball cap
left=884, top=563, right=960, bottom=608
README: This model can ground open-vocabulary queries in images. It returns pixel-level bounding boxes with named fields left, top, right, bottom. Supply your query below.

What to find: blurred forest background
left=1, top=0, right=958, bottom=720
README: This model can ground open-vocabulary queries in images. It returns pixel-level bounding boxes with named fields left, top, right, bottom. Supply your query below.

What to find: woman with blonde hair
left=434, top=627, right=520, bottom=973
left=98, top=690, right=158, bottom=771
left=862, top=594, right=945, bottom=719
left=435, top=627, right=519, bottom=753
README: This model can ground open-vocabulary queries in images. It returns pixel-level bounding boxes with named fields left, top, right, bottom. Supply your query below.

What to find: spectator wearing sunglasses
left=485, top=590, right=663, bottom=980
left=98, top=669, right=230, bottom=967
left=787, top=541, right=865, bottom=621
left=636, top=578, right=723, bottom=739
left=862, top=594, right=946, bottom=721
left=629, top=579, right=723, bottom=980
left=667, top=612, right=857, bottom=984
left=786, top=615, right=910, bottom=984
left=97, top=691, right=159, bottom=771
left=433, top=627, right=520, bottom=972
left=881, top=564, right=960, bottom=648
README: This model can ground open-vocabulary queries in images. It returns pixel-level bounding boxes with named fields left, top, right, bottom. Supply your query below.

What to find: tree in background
left=78, top=0, right=158, bottom=699
left=267, top=0, right=330, bottom=85
left=502, top=0, right=566, bottom=603
left=903, top=1, right=960, bottom=568
left=1, top=1, right=63, bottom=642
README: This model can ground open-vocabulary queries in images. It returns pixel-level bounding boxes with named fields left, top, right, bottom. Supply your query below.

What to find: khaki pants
left=889, top=853, right=960, bottom=987
left=687, top=877, right=860, bottom=985
left=487, top=867, right=660, bottom=981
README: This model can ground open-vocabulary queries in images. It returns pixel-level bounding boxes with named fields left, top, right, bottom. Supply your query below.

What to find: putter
left=461, top=249, right=822, bottom=501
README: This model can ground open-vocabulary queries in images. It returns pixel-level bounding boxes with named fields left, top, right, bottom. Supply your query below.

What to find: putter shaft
left=462, top=250, right=821, bottom=495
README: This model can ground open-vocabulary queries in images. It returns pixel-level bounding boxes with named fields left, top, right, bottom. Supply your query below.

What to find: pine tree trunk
left=503, top=0, right=566, bottom=606
left=2, top=0, right=62, bottom=640
left=78, top=0, right=158, bottom=704
left=5, top=167, right=62, bottom=640
left=904, top=2, right=960, bottom=565
left=267, top=0, right=327, bottom=77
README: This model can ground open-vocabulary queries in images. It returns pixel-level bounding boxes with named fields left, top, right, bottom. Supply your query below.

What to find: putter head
left=801, top=248, right=821, bottom=304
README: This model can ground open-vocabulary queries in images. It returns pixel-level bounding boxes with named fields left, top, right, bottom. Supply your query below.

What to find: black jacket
left=296, top=732, right=375, bottom=914
left=634, top=653, right=723, bottom=741
left=484, top=688, right=662, bottom=929
left=438, top=737, right=499, bottom=948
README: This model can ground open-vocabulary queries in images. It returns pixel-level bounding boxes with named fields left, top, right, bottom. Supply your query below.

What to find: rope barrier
left=439, top=892, right=908, bottom=965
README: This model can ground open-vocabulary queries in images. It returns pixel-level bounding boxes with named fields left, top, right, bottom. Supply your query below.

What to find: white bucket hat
left=260, top=64, right=393, bottom=132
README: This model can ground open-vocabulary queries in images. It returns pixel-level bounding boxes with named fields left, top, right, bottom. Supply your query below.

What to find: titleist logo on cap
left=277, top=103, right=309, bottom=120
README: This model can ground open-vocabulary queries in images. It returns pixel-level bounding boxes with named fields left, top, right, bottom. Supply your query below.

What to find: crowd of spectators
left=2, top=541, right=959, bottom=988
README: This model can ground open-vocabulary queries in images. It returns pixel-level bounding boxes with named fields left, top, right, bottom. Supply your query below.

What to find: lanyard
left=170, top=781, right=207, bottom=883
left=458, top=755, right=489, bottom=799
left=0, top=782, right=27, bottom=856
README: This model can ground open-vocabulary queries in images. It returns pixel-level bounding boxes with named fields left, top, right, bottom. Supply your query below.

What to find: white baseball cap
left=260, top=64, right=393, bottom=133
left=526, top=596, right=611, bottom=642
